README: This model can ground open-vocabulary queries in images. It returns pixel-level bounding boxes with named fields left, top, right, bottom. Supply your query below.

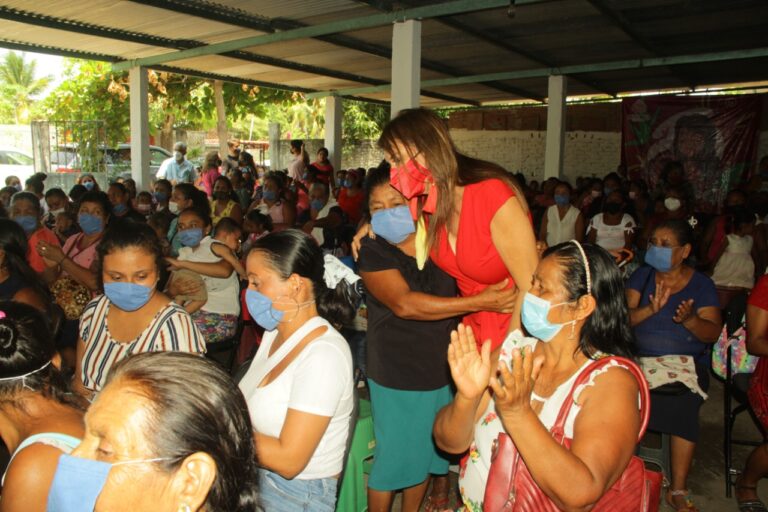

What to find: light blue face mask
left=78, top=213, right=104, bottom=236
left=14, top=215, right=37, bottom=234
left=645, top=244, right=673, bottom=272
left=244, top=289, right=316, bottom=331
left=371, top=205, right=416, bottom=244
left=310, top=199, right=326, bottom=211
left=47, top=454, right=172, bottom=512
left=178, top=227, right=204, bottom=247
left=103, top=282, right=154, bottom=312
left=521, top=292, right=576, bottom=342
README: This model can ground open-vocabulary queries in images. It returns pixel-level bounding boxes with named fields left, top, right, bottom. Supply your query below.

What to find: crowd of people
left=0, top=110, right=767, bottom=512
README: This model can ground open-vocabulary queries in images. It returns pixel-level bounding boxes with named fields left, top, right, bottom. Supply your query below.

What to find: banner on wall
left=621, top=96, right=760, bottom=212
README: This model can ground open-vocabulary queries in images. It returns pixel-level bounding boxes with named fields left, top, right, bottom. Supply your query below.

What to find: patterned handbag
left=483, top=356, right=662, bottom=512
left=712, top=323, right=757, bottom=379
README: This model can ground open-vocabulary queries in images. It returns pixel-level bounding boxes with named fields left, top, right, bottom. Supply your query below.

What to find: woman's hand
left=673, top=298, right=695, bottom=324
left=447, top=324, right=492, bottom=401
left=37, top=241, right=65, bottom=265
left=351, top=222, right=374, bottom=261
left=648, top=281, right=671, bottom=314
left=490, top=346, right=545, bottom=420
left=476, top=279, right=518, bottom=314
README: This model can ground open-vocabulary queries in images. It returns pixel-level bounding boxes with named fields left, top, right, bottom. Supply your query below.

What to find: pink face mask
left=389, top=158, right=438, bottom=219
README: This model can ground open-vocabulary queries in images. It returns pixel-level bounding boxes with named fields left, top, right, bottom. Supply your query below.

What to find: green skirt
left=368, top=379, right=452, bottom=491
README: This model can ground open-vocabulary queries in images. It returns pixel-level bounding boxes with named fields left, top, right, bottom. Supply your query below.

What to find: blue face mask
left=371, top=205, right=416, bottom=244
left=343, top=179, right=353, bottom=188
left=521, top=292, right=575, bottom=342
left=178, top=228, right=204, bottom=247
left=604, top=187, right=614, bottom=196
left=245, top=289, right=284, bottom=331
left=47, top=454, right=172, bottom=512
left=83, top=181, right=95, bottom=191
left=153, top=191, right=168, bottom=203
left=104, top=282, right=154, bottom=312
left=112, top=203, right=127, bottom=215
left=262, top=190, right=277, bottom=202
left=14, top=215, right=37, bottom=234
left=554, top=194, right=570, bottom=206
left=78, top=213, right=104, bottom=235
left=310, top=199, right=325, bottom=211
left=645, top=244, right=673, bottom=272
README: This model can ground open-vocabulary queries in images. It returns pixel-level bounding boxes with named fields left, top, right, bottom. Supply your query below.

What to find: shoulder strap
left=551, top=356, right=650, bottom=443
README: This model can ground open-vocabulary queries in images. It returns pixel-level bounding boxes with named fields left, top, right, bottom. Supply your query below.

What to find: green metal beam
left=111, top=0, right=514, bottom=72
left=306, top=47, right=768, bottom=98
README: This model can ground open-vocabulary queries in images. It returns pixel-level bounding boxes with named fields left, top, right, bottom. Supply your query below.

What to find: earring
left=569, top=321, right=576, bottom=340
left=178, top=505, right=191, bottom=512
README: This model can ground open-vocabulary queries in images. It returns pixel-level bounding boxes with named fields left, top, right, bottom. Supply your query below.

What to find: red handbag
left=483, top=356, right=662, bottom=512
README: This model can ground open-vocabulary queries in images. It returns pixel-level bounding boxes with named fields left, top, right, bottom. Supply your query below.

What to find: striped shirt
left=79, top=295, right=205, bottom=391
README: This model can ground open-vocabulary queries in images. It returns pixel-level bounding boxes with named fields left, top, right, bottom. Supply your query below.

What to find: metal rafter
left=126, top=0, right=543, bottom=102
left=0, top=6, right=475, bottom=105
left=358, top=0, right=615, bottom=96
left=584, top=0, right=697, bottom=89
left=0, top=38, right=389, bottom=105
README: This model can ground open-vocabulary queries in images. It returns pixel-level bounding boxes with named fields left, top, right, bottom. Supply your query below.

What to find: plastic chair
left=336, top=398, right=375, bottom=512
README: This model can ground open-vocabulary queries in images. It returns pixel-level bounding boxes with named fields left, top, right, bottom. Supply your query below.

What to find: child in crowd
left=711, top=209, right=757, bottom=290
left=148, top=212, right=172, bottom=256
left=241, top=210, right=272, bottom=256
left=135, top=191, right=154, bottom=218
left=53, top=210, right=79, bottom=245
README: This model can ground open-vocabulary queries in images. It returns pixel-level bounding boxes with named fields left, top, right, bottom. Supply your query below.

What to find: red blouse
left=432, top=179, right=528, bottom=351
left=337, top=187, right=365, bottom=225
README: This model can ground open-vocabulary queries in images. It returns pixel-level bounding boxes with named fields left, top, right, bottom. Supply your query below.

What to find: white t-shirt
left=545, top=205, right=580, bottom=247
left=587, top=213, right=635, bottom=251
left=239, top=316, right=354, bottom=480
left=288, top=154, right=306, bottom=181
left=177, top=236, right=240, bottom=316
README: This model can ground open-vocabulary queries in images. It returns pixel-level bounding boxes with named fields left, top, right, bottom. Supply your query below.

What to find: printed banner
left=621, top=96, right=760, bottom=212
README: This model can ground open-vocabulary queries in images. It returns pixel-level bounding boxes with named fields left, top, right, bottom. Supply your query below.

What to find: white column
left=324, top=96, right=343, bottom=186
left=268, top=122, right=281, bottom=170
left=544, top=75, right=567, bottom=180
left=129, top=66, right=151, bottom=189
left=390, top=19, right=421, bottom=118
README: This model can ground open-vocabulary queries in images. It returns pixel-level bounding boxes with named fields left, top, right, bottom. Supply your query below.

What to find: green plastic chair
left=336, top=398, right=375, bottom=512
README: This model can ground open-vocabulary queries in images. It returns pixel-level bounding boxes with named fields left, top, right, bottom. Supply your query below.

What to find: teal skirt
left=368, top=379, right=452, bottom=491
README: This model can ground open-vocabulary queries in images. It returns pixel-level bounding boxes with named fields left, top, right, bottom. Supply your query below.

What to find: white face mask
left=174, top=151, right=183, bottom=162
left=50, top=208, right=66, bottom=216
left=664, top=197, right=682, bottom=212
left=168, top=201, right=180, bottom=214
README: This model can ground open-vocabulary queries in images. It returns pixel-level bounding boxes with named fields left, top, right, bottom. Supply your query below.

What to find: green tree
left=0, top=51, right=52, bottom=123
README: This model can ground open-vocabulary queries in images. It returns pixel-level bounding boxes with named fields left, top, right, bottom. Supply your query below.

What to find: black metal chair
left=720, top=291, right=764, bottom=497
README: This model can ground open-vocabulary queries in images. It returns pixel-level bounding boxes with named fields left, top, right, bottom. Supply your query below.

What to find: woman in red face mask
left=377, top=108, right=538, bottom=353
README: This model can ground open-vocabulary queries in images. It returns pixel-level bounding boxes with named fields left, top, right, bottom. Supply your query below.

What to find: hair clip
left=688, top=216, right=698, bottom=228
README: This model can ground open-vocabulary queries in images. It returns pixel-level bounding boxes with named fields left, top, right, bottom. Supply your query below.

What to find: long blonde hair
left=378, top=108, right=528, bottom=255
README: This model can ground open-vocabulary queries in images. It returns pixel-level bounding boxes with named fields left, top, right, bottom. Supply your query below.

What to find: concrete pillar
left=390, top=19, right=421, bottom=118
left=544, top=75, right=567, bottom=180
left=129, top=66, right=151, bottom=189
left=324, top=96, right=343, bottom=187
left=268, top=122, right=281, bottom=170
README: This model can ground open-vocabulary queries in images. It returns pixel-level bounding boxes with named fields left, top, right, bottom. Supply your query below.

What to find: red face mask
left=390, top=158, right=438, bottom=219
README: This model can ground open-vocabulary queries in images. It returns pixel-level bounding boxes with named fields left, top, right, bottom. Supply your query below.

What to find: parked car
left=0, top=148, right=35, bottom=186
left=55, top=144, right=172, bottom=177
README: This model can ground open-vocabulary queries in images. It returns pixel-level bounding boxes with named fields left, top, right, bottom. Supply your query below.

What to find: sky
left=0, top=48, right=67, bottom=97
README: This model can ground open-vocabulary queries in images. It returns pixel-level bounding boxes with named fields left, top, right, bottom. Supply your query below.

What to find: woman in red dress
left=378, top=108, right=538, bottom=351
left=737, top=274, right=768, bottom=510
left=337, top=169, right=365, bottom=226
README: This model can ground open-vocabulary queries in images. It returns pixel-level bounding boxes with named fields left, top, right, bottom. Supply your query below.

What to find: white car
left=0, top=148, right=35, bottom=187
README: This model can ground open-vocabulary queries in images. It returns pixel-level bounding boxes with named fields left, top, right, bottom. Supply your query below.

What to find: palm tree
left=0, top=51, right=53, bottom=123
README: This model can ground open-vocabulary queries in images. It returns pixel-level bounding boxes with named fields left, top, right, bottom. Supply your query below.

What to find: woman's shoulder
left=301, top=321, right=351, bottom=360
left=467, top=177, right=515, bottom=196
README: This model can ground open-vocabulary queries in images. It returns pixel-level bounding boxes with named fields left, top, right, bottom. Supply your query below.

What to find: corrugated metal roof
left=1, top=0, right=767, bottom=106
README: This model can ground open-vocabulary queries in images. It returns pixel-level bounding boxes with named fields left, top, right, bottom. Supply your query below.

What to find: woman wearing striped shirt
left=73, top=223, right=205, bottom=399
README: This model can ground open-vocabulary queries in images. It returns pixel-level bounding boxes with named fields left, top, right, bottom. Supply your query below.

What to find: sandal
left=423, top=494, right=451, bottom=512
left=736, top=484, right=768, bottom=512
left=665, top=489, right=698, bottom=512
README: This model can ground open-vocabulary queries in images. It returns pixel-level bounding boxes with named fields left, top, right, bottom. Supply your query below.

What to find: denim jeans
left=257, top=469, right=338, bottom=512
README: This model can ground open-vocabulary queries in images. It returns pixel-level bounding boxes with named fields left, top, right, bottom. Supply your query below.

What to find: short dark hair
left=174, top=183, right=211, bottom=219
left=77, top=190, right=112, bottom=217
left=213, top=217, right=242, bottom=237
left=10, top=191, right=41, bottom=215
left=68, top=184, right=87, bottom=202
left=154, top=179, right=172, bottom=194
left=44, top=187, right=68, bottom=202
left=25, top=176, right=45, bottom=195
left=105, top=352, right=258, bottom=511
left=0, top=301, right=85, bottom=410
left=109, top=182, right=127, bottom=196
left=543, top=242, right=635, bottom=359
left=244, top=210, right=273, bottom=232
left=96, top=222, right=165, bottom=291
left=363, top=160, right=393, bottom=219
left=253, top=230, right=355, bottom=326
left=653, top=218, right=694, bottom=247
